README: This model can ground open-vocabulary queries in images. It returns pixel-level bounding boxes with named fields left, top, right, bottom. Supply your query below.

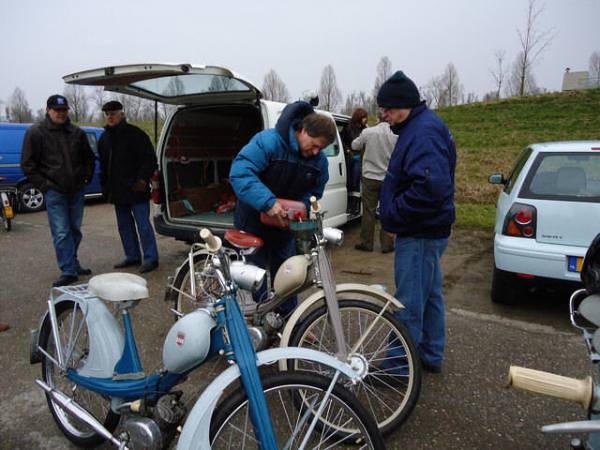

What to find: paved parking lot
left=0, top=201, right=590, bottom=449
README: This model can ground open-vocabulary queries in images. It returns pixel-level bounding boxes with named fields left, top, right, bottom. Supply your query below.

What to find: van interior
left=163, top=105, right=262, bottom=225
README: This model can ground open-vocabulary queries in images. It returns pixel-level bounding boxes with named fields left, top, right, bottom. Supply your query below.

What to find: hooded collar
left=390, top=101, right=427, bottom=135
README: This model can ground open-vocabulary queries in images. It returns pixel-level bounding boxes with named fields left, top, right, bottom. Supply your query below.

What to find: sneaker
left=52, top=274, right=78, bottom=287
left=113, top=259, right=141, bottom=269
left=139, top=261, right=159, bottom=273
left=354, top=243, right=373, bottom=252
left=421, top=361, right=442, bottom=373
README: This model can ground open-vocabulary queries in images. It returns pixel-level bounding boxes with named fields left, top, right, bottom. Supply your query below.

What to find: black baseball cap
left=101, top=100, right=123, bottom=112
left=46, top=95, right=69, bottom=110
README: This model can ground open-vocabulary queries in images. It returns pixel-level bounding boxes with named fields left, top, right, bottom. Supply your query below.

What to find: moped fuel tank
left=163, top=309, right=215, bottom=373
left=273, top=254, right=312, bottom=299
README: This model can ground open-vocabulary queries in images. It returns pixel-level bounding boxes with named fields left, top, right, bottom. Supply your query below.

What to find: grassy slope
left=436, top=88, right=600, bottom=228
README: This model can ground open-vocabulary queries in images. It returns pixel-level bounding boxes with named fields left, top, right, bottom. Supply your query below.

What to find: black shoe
left=422, top=362, right=442, bottom=373
left=77, top=266, right=92, bottom=276
left=381, top=248, right=394, bottom=254
left=52, top=274, right=78, bottom=287
left=113, top=259, right=141, bottom=269
left=139, top=261, right=159, bottom=274
left=354, top=244, right=373, bottom=252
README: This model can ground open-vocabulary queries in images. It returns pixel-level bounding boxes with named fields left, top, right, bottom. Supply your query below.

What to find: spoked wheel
left=288, top=299, right=421, bottom=437
left=168, top=251, right=260, bottom=319
left=210, top=371, right=385, bottom=449
left=1, top=212, right=10, bottom=231
left=38, top=300, right=119, bottom=447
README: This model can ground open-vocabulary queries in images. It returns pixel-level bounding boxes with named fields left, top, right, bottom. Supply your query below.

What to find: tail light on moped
left=502, top=203, right=537, bottom=238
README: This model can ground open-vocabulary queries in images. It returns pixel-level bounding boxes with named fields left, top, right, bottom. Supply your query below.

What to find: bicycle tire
left=210, top=371, right=385, bottom=449
left=288, top=299, right=421, bottom=437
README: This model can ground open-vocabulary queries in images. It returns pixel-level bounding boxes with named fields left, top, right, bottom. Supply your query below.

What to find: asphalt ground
left=0, top=200, right=591, bottom=449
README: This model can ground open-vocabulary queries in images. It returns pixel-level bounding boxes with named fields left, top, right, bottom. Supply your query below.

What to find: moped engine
left=122, top=417, right=162, bottom=450
left=248, top=312, right=284, bottom=351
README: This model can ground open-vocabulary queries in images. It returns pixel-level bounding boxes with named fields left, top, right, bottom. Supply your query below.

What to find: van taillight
left=150, top=170, right=162, bottom=204
left=503, top=203, right=537, bottom=238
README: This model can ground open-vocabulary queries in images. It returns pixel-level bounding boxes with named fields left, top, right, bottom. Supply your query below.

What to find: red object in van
left=260, top=198, right=307, bottom=229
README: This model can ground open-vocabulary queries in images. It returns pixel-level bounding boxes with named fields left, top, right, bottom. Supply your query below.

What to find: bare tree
left=464, top=92, right=479, bottom=104
left=63, top=85, right=91, bottom=122
left=439, top=63, right=463, bottom=106
left=506, top=52, right=540, bottom=96
left=371, top=56, right=393, bottom=113
left=342, top=91, right=372, bottom=116
left=8, top=87, right=33, bottom=123
left=422, top=76, right=445, bottom=108
left=261, top=69, right=290, bottom=103
left=489, top=50, right=507, bottom=99
left=318, top=65, right=342, bottom=112
left=513, top=0, right=555, bottom=96
left=589, top=51, right=600, bottom=87
left=91, top=87, right=106, bottom=120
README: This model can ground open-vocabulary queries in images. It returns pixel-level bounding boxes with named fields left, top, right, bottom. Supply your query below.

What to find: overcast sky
left=1, top=0, right=598, bottom=114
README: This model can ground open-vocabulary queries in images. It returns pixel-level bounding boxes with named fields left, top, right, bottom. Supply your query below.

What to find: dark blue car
left=0, top=122, right=104, bottom=212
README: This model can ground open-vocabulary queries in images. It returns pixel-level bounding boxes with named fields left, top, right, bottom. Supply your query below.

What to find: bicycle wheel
left=288, top=299, right=421, bottom=437
left=39, top=300, right=120, bottom=447
left=210, top=371, right=385, bottom=449
left=1, top=212, right=9, bottom=231
left=167, top=252, right=223, bottom=317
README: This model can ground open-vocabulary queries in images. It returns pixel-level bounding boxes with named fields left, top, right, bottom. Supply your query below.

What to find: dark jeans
left=114, top=201, right=158, bottom=264
left=246, top=236, right=297, bottom=317
left=45, top=189, right=85, bottom=276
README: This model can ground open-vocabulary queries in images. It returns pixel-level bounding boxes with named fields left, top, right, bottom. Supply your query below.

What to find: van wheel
left=19, top=183, right=45, bottom=212
left=491, top=267, right=521, bottom=305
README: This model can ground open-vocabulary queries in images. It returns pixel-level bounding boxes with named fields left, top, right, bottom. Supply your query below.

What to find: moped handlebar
left=200, top=228, right=222, bottom=253
left=508, top=365, right=593, bottom=410
left=309, top=196, right=320, bottom=213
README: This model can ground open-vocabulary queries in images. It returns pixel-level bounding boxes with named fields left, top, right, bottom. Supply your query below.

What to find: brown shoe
left=0, top=322, right=10, bottom=332
left=354, top=244, right=373, bottom=252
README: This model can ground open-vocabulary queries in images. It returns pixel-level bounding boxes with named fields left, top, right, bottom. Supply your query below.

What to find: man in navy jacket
left=230, top=101, right=335, bottom=315
left=377, top=71, right=456, bottom=373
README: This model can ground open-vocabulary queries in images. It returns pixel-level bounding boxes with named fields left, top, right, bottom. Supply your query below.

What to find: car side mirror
left=488, top=173, right=506, bottom=185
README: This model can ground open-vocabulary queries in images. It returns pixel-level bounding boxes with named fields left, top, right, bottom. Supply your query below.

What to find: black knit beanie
left=377, top=71, right=421, bottom=109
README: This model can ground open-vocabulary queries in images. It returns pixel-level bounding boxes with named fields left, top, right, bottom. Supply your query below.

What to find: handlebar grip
left=309, top=196, right=320, bottom=213
left=199, top=228, right=222, bottom=252
left=507, top=365, right=593, bottom=410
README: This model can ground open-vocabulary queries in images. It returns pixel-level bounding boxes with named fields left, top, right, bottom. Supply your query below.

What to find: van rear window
left=520, top=152, right=600, bottom=202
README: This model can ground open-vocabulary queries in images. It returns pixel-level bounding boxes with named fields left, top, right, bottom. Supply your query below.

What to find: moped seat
left=224, top=229, right=264, bottom=249
left=88, top=273, right=149, bottom=302
left=578, top=294, right=600, bottom=327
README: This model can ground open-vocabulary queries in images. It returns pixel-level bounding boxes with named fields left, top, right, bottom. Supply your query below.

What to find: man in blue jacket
left=377, top=71, right=456, bottom=374
left=230, top=101, right=336, bottom=315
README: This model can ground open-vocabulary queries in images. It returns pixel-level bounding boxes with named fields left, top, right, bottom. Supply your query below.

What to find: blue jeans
left=391, top=236, right=448, bottom=368
left=45, top=189, right=85, bottom=276
left=246, top=236, right=297, bottom=317
left=114, top=202, right=158, bottom=264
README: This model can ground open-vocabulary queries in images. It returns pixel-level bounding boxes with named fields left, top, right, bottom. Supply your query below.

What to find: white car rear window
left=520, top=152, right=600, bottom=202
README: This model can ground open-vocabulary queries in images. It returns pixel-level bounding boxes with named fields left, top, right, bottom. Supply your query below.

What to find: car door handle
left=339, top=162, right=343, bottom=176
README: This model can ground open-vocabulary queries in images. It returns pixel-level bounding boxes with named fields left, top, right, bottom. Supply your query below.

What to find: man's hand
left=267, top=201, right=288, bottom=228
left=132, top=179, right=147, bottom=192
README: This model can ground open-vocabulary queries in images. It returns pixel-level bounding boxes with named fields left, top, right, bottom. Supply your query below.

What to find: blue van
left=0, top=123, right=104, bottom=212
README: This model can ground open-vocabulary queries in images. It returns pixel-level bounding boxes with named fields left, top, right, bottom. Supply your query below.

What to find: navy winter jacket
left=379, top=103, right=456, bottom=238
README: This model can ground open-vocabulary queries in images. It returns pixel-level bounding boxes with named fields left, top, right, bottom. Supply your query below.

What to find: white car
left=489, top=141, right=600, bottom=304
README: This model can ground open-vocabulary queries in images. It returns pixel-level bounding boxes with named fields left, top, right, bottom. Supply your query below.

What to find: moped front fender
left=30, top=294, right=124, bottom=378
left=176, top=347, right=359, bottom=450
left=277, top=283, right=404, bottom=367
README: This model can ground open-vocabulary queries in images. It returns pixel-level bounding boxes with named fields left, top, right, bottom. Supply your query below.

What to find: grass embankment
left=436, top=88, right=600, bottom=229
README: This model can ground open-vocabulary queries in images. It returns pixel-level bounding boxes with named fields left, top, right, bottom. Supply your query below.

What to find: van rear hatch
left=63, top=63, right=261, bottom=105
left=518, top=150, right=600, bottom=247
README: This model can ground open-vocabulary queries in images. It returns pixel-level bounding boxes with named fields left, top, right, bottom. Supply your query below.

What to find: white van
left=64, top=63, right=357, bottom=242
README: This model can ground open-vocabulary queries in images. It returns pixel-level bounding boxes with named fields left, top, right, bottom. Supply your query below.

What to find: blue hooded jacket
left=230, top=101, right=329, bottom=237
left=379, top=103, right=456, bottom=238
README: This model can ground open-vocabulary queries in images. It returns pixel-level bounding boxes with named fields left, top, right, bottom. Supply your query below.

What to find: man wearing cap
left=377, top=71, right=456, bottom=374
left=98, top=101, right=159, bottom=273
left=21, top=95, right=96, bottom=287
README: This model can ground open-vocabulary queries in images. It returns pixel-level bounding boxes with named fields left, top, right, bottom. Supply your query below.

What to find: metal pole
left=154, top=100, right=158, bottom=145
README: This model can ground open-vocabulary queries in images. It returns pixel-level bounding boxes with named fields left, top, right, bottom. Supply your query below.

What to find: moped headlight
left=323, top=227, right=343, bottom=246
left=230, top=261, right=266, bottom=292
